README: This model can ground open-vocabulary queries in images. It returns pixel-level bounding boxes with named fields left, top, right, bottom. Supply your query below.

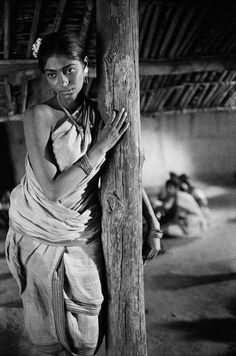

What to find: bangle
left=150, top=226, right=163, bottom=239
left=79, top=154, right=94, bottom=175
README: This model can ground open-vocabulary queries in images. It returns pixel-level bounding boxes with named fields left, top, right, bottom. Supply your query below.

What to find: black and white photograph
left=0, top=0, right=236, bottom=355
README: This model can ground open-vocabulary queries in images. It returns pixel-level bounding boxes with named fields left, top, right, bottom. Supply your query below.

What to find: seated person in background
left=159, top=178, right=207, bottom=238
left=151, top=172, right=180, bottom=216
left=179, top=173, right=210, bottom=221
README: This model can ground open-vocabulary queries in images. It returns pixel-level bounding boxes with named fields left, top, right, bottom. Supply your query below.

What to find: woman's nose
left=58, top=73, right=69, bottom=87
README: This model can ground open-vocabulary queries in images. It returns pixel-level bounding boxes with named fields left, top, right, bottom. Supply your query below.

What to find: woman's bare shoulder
left=24, top=104, right=54, bottom=124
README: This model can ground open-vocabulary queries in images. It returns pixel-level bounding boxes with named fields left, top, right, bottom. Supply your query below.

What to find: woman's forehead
left=45, top=55, right=82, bottom=71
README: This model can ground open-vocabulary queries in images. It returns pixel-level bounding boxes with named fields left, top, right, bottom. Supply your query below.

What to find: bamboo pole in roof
left=149, top=4, right=173, bottom=58
left=142, top=2, right=160, bottom=58
left=159, top=87, right=175, bottom=110
left=154, top=88, right=168, bottom=109
left=222, top=33, right=236, bottom=54
left=52, top=0, right=68, bottom=32
left=218, top=83, right=235, bottom=106
left=207, top=84, right=225, bottom=107
left=220, top=86, right=235, bottom=106
left=158, top=5, right=182, bottom=58
left=138, top=57, right=236, bottom=76
left=79, top=0, right=94, bottom=49
left=179, top=85, right=194, bottom=107
left=169, top=85, right=186, bottom=108
left=139, top=2, right=155, bottom=56
left=202, top=84, right=219, bottom=107
left=179, top=7, right=208, bottom=57
left=195, top=83, right=210, bottom=107
left=169, top=6, right=196, bottom=58
left=144, top=105, right=236, bottom=117
left=140, top=80, right=236, bottom=91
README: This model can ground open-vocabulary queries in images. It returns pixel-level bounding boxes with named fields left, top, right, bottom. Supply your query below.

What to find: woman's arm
left=142, top=188, right=161, bottom=229
left=142, top=187, right=163, bottom=262
left=24, top=105, right=128, bottom=202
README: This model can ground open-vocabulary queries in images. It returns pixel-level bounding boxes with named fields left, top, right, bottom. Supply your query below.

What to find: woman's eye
left=47, top=73, right=56, bottom=79
left=65, top=67, right=75, bottom=74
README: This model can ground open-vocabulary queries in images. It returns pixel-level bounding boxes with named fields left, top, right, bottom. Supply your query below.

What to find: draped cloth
left=5, top=96, right=106, bottom=355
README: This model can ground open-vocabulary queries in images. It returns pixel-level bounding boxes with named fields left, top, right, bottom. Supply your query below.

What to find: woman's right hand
left=95, top=108, right=129, bottom=154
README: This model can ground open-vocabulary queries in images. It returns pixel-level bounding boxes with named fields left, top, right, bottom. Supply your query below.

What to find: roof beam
left=79, top=0, right=94, bottom=48
left=1, top=57, right=236, bottom=77
left=144, top=105, right=236, bottom=117
left=52, top=0, right=68, bottom=32
left=139, top=57, right=236, bottom=75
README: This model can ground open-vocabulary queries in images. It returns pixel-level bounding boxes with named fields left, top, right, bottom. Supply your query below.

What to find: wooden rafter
left=79, top=0, right=94, bottom=48
left=144, top=106, right=236, bottom=117
left=26, top=0, right=42, bottom=58
left=0, top=114, right=22, bottom=122
left=139, top=2, right=155, bottom=55
left=159, top=5, right=182, bottom=58
left=139, top=57, right=236, bottom=76
left=150, top=4, right=173, bottom=58
left=2, top=57, right=236, bottom=76
left=140, top=80, right=236, bottom=92
left=142, top=2, right=160, bottom=58
left=52, top=0, right=68, bottom=32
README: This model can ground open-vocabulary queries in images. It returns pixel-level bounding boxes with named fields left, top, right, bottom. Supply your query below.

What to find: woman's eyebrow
left=45, top=64, right=76, bottom=72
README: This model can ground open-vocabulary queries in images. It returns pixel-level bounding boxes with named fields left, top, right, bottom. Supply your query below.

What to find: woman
left=5, top=31, right=162, bottom=356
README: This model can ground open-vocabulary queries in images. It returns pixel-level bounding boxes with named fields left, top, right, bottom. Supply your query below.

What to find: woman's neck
left=57, top=92, right=83, bottom=113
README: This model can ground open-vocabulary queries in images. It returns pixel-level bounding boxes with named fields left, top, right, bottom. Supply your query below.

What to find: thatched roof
left=1, top=0, right=236, bottom=119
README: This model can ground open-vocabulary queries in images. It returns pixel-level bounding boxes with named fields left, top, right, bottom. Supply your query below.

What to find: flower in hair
left=32, top=37, right=42, bottom=58
left=84, top=56, right=89, bottom=65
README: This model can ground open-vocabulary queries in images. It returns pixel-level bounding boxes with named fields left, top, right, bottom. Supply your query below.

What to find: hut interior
left=0, top=0, right=236, bottom=185
left=0, top=1, right=236, bottom=356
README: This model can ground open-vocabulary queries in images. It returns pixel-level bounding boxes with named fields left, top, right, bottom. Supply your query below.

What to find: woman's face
left=44, top=55, right=86, bottom=102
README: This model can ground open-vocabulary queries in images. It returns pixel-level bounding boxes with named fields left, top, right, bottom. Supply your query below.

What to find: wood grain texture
left=96, top=1, right=147, bottom=355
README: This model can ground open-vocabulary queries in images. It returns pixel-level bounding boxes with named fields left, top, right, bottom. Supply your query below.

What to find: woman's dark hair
left=166, top=177, right=180, bottom=189
left=37, top=31, right=85, bottom=72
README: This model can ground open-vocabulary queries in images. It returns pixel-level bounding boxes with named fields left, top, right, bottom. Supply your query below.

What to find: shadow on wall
left=146, top=272, right=236, bottom=291
left=153, top=317, right=236, bottom=348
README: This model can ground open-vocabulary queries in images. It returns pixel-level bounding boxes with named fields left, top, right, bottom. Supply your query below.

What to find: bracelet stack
left=150, top=226, right=164, bottom=239
left=79, top=154, right=94, bottom=175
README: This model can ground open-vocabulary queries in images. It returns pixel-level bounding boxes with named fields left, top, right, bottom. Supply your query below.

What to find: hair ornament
left=84, top=56, right=89, bottom=66
left=32, top=37, right=42, bottom=58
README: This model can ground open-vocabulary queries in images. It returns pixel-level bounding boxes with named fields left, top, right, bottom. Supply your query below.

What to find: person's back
left=176, top=190, right=207, bottom=237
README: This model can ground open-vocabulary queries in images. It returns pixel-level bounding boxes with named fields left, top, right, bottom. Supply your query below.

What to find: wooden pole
left=96, top=1, right=147, bottom=356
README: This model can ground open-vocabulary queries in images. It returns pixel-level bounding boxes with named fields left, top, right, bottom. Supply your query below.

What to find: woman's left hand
left=142, top=228, right=162, bottom=263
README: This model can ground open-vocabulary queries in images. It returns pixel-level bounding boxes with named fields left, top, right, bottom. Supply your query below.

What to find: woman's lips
left=61, top=88, right=75, bottom=95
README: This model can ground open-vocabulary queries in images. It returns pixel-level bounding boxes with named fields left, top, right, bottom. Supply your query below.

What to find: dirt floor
left=0, top=181, right=236, bottom=356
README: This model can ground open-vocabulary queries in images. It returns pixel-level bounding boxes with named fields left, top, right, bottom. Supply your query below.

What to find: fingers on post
left=116, top=109, right=129, bottom=136
left=110, top=110, right=117, bottom=125
left=118, top=121, right=129, bottom=137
